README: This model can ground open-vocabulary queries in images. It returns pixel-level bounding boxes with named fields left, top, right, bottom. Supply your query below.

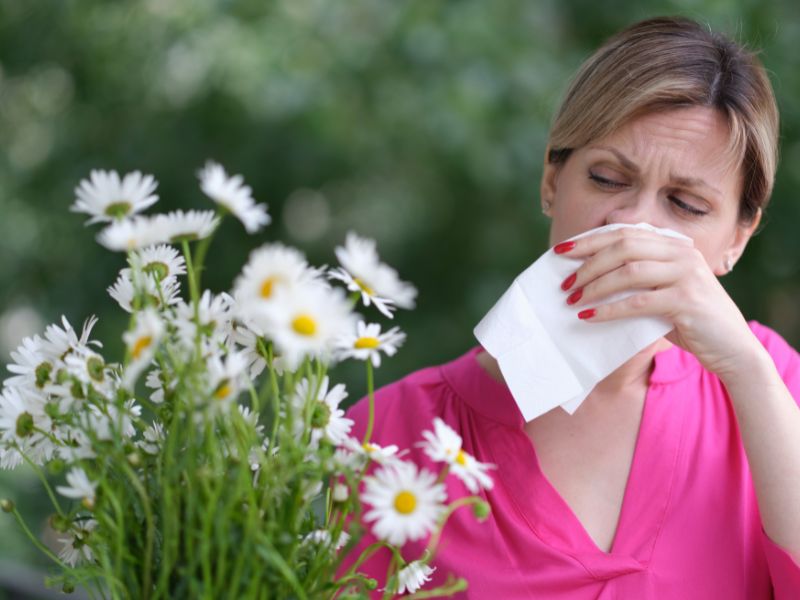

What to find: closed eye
left=588, top=171, right=708, bottom=217
left=588, top=172, right=626, bottom=188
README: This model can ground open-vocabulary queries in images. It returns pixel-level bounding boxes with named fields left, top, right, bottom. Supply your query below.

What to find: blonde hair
left=547, top=16, right=779, bottom=225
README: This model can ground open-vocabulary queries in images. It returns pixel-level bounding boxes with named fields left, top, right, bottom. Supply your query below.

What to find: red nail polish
left=554, top=241, right=576, bottom=254
left=567, top=289, right=583, bottom=305
left=561, top=273, right=577, bottom=291
left=578, top=308, right=596, bottom=320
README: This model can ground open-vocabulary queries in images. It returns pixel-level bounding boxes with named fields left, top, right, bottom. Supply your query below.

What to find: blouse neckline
left=439, top=344, right=696, bottom=578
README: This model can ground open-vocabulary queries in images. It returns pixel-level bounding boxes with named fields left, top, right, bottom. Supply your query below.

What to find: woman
left=346, top=16, right=800, bottom=598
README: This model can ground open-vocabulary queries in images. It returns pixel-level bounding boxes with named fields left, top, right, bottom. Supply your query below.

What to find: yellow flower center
left=455, top=449, right=468, bottom=466
left=131, top=336, right=153, bottom=359
left=394, top=490, right=417, bottom=515
left=292, top=314, right=317, bottom=336
left=354, top=277, right=375, bottom=296
left=363, top=442, right=378, bottom=453
left=213, top=380, right=232, bottom=400
left=354, top=336, right=380, bottom=349
left=260, top=276, right=281, bottom=299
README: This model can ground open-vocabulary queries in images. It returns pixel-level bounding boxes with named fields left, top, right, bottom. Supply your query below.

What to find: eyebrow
left=589, top=145, right=723, bottom=197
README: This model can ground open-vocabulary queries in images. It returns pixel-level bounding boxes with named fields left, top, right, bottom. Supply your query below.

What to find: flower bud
left=127, top=452, right=141, bottom=467
left=472, top=500, right=490, bottom=521
left=49, top=514, right=71, bottom=532
left=0, top=499, right=14, bottom=513
left=62, top=582, right=75, bottom=594
left=332, top=483, right=349, bottom=503
left=364, top=578, right=378, bottom=590
left=47, top=459, right=66, bottom=475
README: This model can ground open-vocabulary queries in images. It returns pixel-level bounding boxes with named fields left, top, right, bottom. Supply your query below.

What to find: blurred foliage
left=1, top=0, right=800, bottom=571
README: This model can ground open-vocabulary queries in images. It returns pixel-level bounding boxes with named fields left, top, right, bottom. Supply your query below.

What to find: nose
left=603, top=190, right=664, bottom=228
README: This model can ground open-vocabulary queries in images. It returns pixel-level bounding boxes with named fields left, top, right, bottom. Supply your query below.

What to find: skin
left=477, top=106, right=800, bottom=560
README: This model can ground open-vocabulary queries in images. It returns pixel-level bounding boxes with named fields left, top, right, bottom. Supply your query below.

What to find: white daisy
left=230, top=324, right=268, bottom=378
left=58, top=519, right=97, bottom=567
left=257, top=283, right=356, bottom=371
left=132, top=244, right=186, bottom=281
left=40, top=315, right=101, bottom=363
left=144, top=367, right=172, bottom=404
left=206, top=351, right=249, bottom=410
left=198, top=160, right=270, bottom=233
left=137, top=421, right=165, bottom=455
left=334, top=321, right=406, bottom=368
left=361, top=460, right=446, bottom=547
left=72, top=169, right=159, bottom=225
left=56, top=467, right=97, bottom=510
left=420, top=417, right=495, bottom=493
left=396, top=560, right=436, bottom=594
left=154, top=209, right=220, bottom=243
left=6, top=333, right=51, bottom=390
left=96, top=215, right=166, bottom=252
left=0, top=385, right=49, bottom=449
left=63, top=348, right=115, bottom=398
left=237, top=405, right=265, bottom=437
left=292, top=376, right=353, bottom=446
left=329, top=232, right=417, bottom=319
left=55, top=427, right=95, bottom=463
left=301, top=529, right=351, bottom=550
left=122, top=309, right=164, bottom=388
left=232, top=243, right=314, bottom=309
left=174, top=291, right=234, bottom=350
left=338, top=436, right=402, bottom=467
left=108, top=268, right=181, bottom=313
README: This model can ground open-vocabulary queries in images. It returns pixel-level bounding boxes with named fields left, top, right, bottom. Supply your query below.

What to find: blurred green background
left=1, top=0, right=799, bottom=584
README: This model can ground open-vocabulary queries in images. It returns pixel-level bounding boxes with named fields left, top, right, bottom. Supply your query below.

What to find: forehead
left=594, top=107, right=741, bottom=182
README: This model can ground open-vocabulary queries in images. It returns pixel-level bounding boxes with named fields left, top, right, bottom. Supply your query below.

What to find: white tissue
left=473, top=222, right=691, bottom=421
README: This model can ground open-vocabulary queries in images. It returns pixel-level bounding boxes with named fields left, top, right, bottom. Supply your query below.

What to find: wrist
left=716, top=340, right=777, bottom=391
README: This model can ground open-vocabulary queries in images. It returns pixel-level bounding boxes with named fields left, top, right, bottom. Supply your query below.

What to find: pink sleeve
left=750, top=322, right=800, bottom=597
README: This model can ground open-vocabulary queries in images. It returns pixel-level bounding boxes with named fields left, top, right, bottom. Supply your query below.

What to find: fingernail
left=578, top=308, right=596, bottom=320
left=554, top=241, right=576, bottom=254
left=567, top=289, right=583, bottom=305
left=561, top=273, right=577, bottom=291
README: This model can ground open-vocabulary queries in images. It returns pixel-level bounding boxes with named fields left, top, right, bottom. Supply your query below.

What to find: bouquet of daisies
left=0, top=162, right=494, bottom=599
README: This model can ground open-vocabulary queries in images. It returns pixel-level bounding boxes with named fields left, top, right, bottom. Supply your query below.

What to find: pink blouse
left=344, top=321, right=800, bottom=598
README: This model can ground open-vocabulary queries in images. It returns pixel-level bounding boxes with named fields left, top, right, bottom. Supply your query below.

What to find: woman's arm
left=717, top=342, right=800, bottom=563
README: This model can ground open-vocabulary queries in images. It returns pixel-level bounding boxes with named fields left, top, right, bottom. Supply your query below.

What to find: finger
left=554, top=226, right=693, bottom=259
left=567, top=260, right=682, bottom=307
left=566, top=237, right=696, bottom=291
left=576, top=288, right=676, bottom=323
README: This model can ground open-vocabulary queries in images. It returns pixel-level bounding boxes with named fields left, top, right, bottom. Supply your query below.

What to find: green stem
left=20, top=451, right=65, bottom=517
left=362, top=360, right=376, bottom=445
left=192, top=208, right=223, bottom=291
left=406, top=575, right=468, bottom=599
left=10, top=507, right=67, bottom=567
left=121, top=464, right=154, bottom=600
left=425, top=496, right=486, bottom=560
left=181, top=240, right=200, bottom=322
left=338, top=540, right=404, bottom=580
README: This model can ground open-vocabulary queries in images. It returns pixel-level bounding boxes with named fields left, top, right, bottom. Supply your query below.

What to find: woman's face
left=541, top=106, right=760, bottom=274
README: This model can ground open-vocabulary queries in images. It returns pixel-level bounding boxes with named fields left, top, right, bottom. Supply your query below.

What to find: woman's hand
left=556, top=227, right=760, bottom=378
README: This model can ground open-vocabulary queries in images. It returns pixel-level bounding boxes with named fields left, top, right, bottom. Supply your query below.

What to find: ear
left=715, top=207, right=762, bottom=276
left=540, top=146, right=561, bottom=217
